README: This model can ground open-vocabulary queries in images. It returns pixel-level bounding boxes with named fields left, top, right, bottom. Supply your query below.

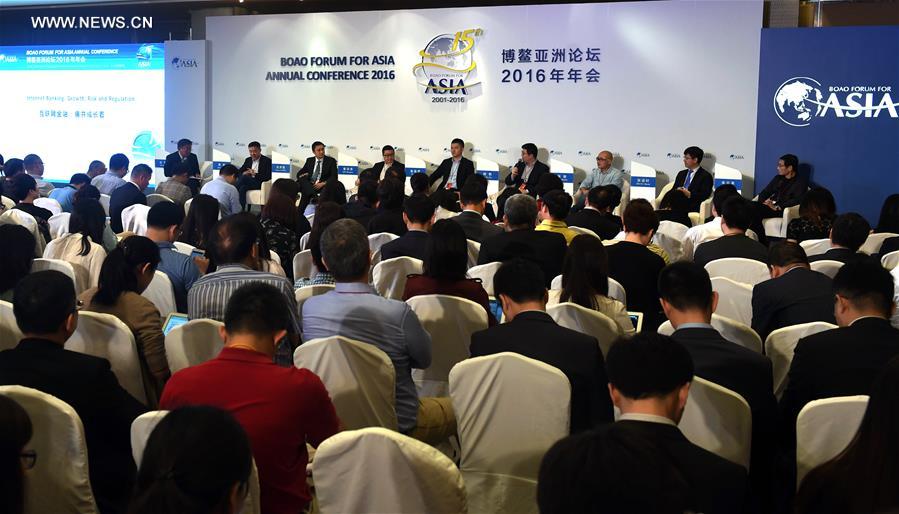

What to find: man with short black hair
left=566, top=185, right=622, bottom=240
left=92, top=152, right=129, bottom=195
left=430, top=138, right=474, bottom=193
left=454, top=175, right=502, bottom=242
left=146, top=202, right=204, bottom=312
left=23, top=153, right=53, bottom=197
left=470, top=258, right=612, bottom=432
left=200, top=163, right=242, bottom=217
left=297, top=141, right=337, bottom=212
left=536, top=189, right=577, bottom=244
left=693, top=196, right=768, bottom=268
left=682, top=184, right=745, bottom=260
left=810, top=212, right=872, bottom=264
left=237, top=140, right=272, bottom=208
left=505, top=142, right=549, bottom=196
left=164, top=138, right=201, bottom=195
left=109, top=163, right=151, bottom=233
left=368, top=177, right=407, bottom=236
left=372, top=145, right=405, bottom=181
left=154, top=162, right=193, bottom=207
left=344, top=179, right=379, bottom=229
left=49, top=172, right=91, bottom=213
left=755, top=154, right=808, bottom=220
left=607, top=332, right=750, bottom=514
left=672, top=146, right=712, bottom=212
left=380, top=194, right=435, bottom=261
left=0, top=271, right=147, bottom=513
left=409, top=172, right=431, bottom=196
left=9, top=173, right=52, bottom=244
left=87, top=159, right=107, bottom=178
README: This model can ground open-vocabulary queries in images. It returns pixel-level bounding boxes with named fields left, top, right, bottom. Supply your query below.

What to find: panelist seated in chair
left=430, top=138, right=474, bottom=193
left=753, top=153, right=808, bottom=220
left=371, top=145, right=405, bottom=182
left=693, top=196, right=768, bottom=269
left=237, top=140, right=272, bottom=207
left=808, top=212, right=872, bottom=265
left=496, top=142, right=550, bottom=218
left=671, top=146, right=713, bottom=213
left=296, top=141, right=337, bottom=213
left=163, top=138, right=201, bottom=196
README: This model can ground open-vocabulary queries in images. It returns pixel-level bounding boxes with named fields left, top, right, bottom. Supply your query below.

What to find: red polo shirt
left=160, top=347, right=339, bottom=514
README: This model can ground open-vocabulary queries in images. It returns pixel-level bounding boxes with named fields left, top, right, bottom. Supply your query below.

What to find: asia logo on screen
left=774, top=76, right=898, bottom=127
left=413, top=28, right=483, bottom=98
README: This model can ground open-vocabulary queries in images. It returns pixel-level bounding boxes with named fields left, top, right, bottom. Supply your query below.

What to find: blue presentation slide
left=0, top=43, right=165, bottom=182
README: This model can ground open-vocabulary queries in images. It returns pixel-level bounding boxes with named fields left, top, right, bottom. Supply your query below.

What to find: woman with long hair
left=874, top=194, right=899, bottom=257
left=295, top=201, right=344, bottom=287
left=260, top=179, right=310, bottom=280
left=0, top=225, right=35, bottom=302
left=656, top=188, right=693, bottom=229
left=786, top=187, right=837, bottom=243
left=80, top=236, right=168, bottom=406
left=179, top=194, right=220, bottom=251
left=0, top=395, right=33, bottom=514
left=43, top=198, right=108, bottom=292
left=73, top=185, right=118, bottom=251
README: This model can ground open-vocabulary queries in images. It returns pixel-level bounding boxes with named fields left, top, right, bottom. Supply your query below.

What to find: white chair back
left=294, top=336, right=397, bottom=430
left=796, top=395, right=868, bottom=486
left=372, top=256, right=423, bottom=300
left=1, top=194, right=15, bottom=210
left=882, top=250, right=899, bottom=270
left=0, top=386, right=99, bottom=514
left=547, top=302, right=620, bottom=357
left=145, top=193, right=173, bottom=207
left=653, top=181, right=675, bottom=209
left=678, top=376, right=753, bottom=469
left=711, top=276, right=754, bottom=326
left=48, top=212, right=71, bottom=239
left=0, top=208, right=46, bottom=255
left=34, top=197, right=63, bottom=216
left=292, top=249, right=315, bottom=280
left=368, top=232, right=399, bottom=255
left=608, top=277, right=627, bottom=305
left=298, top=231, right=311, bottom=251
left=466, top=239, right=481, bottom=269
left=164, top=319, right=224, bottom=373
left=569, top=225, right=601, bottom=239
left=766, top=321, right=839, bottom=399
left=450, top=353, right=570, bottom=514
left=32, top=257, right=84, bottom=292
left=99, top=194, right=110, bottom=215
left=141, top=271, right=176, bottom=318
left=810, top=259, right=844, bottom=279
left=550, top=274, right=563, bottom=290
left=121, top=204, right=151, bottom=236
left=860, top=232, right=898, bottom=255
left=183, top=197, right=192, bottom=216
left=658, top=313, right=762, bottom=354
left=800, top=238, right=832, bottom=257
left=466, top=261, right=502, bottom=296
left=704, top=258, right=770, bottom=286
left=313, top=428, right=466, bottom=514
left=65, top=311, right=148, bottom=404
left=408, top=295, right=489, bottom=397
left=295, top=284, right=335, bottom=325
left=762, top=204, right=800, bottom=239
left=0, top=300, right=23, bottom=351
left=653, top=220, right=689, bottom=261
left=172, top=241, right=196, bottom=256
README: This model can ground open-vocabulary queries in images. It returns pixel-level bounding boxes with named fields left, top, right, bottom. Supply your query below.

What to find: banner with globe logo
left=413, top=28, right=483, bottom=97
left=773, top=77, right=824, bottom=127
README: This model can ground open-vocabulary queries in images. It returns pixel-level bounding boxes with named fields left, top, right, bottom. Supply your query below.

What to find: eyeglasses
left=596, top=157, right=610, bottom=162
left=20, top=450, right=37, bottom=469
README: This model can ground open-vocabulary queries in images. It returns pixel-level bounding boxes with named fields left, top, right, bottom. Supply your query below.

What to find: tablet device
left=190, top=248, right=205, bottom=259
left=627, top=311, right=644, bottom=332
left=488, top=298, right=503, bottom=322
left=163, top=313, right=189, bottom=335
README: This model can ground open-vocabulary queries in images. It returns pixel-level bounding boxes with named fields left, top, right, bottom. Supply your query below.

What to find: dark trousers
left=298, top=176, right=318, bottom=212
left=188, top=177, right=201, bottom=197
left=237, top=175, right=262, bottom=207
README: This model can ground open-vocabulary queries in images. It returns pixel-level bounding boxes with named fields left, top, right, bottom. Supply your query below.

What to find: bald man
left=575, top=150, right=624, bottom=207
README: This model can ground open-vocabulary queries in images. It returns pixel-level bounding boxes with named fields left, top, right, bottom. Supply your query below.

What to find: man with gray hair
left=301, top=218, right=454, bottom=444
left=477, top=193, right=567, bottom=286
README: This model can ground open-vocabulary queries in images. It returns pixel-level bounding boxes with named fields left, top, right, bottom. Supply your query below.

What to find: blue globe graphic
left=421, top=35, right=472, bottom=79
left=132, top=131, right=162, bottom=161
left=774, top=77, right=824, bottom=127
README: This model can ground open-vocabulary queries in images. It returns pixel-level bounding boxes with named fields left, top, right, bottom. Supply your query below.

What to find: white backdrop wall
left=206, top=0, right=762, bottom=188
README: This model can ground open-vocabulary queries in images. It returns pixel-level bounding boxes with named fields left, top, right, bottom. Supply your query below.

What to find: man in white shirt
left=91, top=153, right=129, bottom=195
left=23, top=154, right=54, bottom=197
left=200, top=164, right=242, bottom=217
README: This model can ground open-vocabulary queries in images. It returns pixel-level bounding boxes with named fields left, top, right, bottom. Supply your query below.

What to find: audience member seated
left=200, top=164, right=242, bottom=218
left=146, top=202, right=205, bottom=313
left=809, top=212, right=872, bottom=264
left=304, top=180, right=346, bottom=218
left=410, top=172, right=430, bottom=197
left=0, top=395, right=32, bottom=514
left=343, top=178, right=378, bottom=229
left=402, top=219, right=497, bottom=325
left=433, top=188, right=462, bottom=221
left=751, top=242, right=836, bottom=341
left=260, top=179, right=310, bottom=281
left=0, top=271, right=146, bottom=513
left=23, top=154, right=53, bottom=197
left=682, top=185, right=741, bottom=260
left=367, top=178, right=407, bottom=236
left=786, top=187, right=836, bottom=243
left=606, top=199, right=666, bottom=330
left=659, top=261, right=778, bottom=507
left=349, top=167, right=376, bottom=202
left=154, top=162, right=193, bottom=208
left=73, top=184, right=117, bottom=251
left=80, top=236, right=168, bottom=405
left=780, top=261, right=899, bottom=441
left=9, top=173, right=52, bottom=243
left=128, top=406, right=252, bottom=514
left=693, top=196, right=768, bottom=268
left=477, top=193, right=566, bottom=288
left=470, top=258, right=612, bottom=432
left=536, top=189, right=577, bottom=244
left=0, top=226, right=35, bottom=302
left=161, top=284, right=339, bottom=514
left=548, top=235, right=634, bottom=336
left=656, top=188, right=694, bottom=229
left=86, top=159, right=107, bottom=179
left=43, top=199, right=108, bottom=291
left=379, top=194, right=435, bottom=261
left=875, top=194, right=899, bottom=257
left=565, top=185, right=622, bottom=240
left=295, top=202, right=343, bottom=287
left=301, top=219, right=454, bottom=444
left=178, top=194, right=220, bottom=251
left=49, top=172, right=91, bottom=213
left=754, top=153, right=808, bottom=220
left=794, top=354, right=899, bottom=514
left=607, top=332, right=751, bottom=513
left=91, top=153, right=129, bottom=195
left=453, top=175, right=502, bottom=243
left=109, top=164, right=151, bottom=233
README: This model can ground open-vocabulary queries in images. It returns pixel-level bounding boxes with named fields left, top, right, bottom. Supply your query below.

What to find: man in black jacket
left=496, top=142, right=551, bottom=218
left=809, top=212, right=872, bottom=264
left=693, top=196, right=769, bottom=268
left=297, top=141, right=337, bottom=212
left=565, top=185, right=622, bottom=240
left=163, top=138, right=201, bottom=196
left=430, top=138, right=474, bottom=193
left=109, top=164, right=151, bottom=233
left=454, top=175, right=502, bottom=243
left=237, top=141, right=272, bottom=207
left=672, top=146, right=713, bottom=212
left=0, top=271, right=147, bottom=514
left=371, top=145, right=405, bottom=182
left=379, top=194, right=434, bottom=261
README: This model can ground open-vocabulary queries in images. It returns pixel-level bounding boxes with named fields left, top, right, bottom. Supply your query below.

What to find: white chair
left=183, top=197, right=193, bottom=216
left=550, top=274, right=563, bottom=290
left=796, top=395, right=869, bottom=486
left=164, top=319, right=224, bottom=373
left=121, top=204, right=151, bottom=235
left=292, top=249, right=315, bottom=280
left=313, top=427, right=466, bottom=514
left=408, top=295, right=489, bottom=397
left=172, top=241, right=196, bottom=256
left=0, top=385, right=99, bottom=514
left=608, top=277, right=627, bottom=305
left=372, top=256, right=423, bottom=300
left=569, top=225, right=601, bottom=239
left=34, top=197, right=63, bottom=216
left=688, top=211, right=703, bottom=227
left=653, top=220, right=689, bottom=262
left=368, top=232, right=399, bottom=255
left=450, top=353, right=570, bottom=514
left=711, top=276, right=754, bottom=327
left=810, top=259, right=844, bottom=279
left=466, top=239, right=481, bottom=269
left=1, top=194, right=15, bottom=210
left=653, top=182, right=675, bottom=209
left=698, top=197, right=713, bottom=224
left=679, top=376, right=753, bottom=469
left=0, top=300, right=23, bottom=351
left=466, top=261, right=502, bottom=296
left=800, top=238, right=832, bottom=257
left=766, top=322, right=839, bottom=399
left=0, top=208, right=46, bottom=255
left=547, top=302, right=620, bottom=357
left=140, top=271, right=176, bottom=318
left=48, top=212, right=72, bottom=239
left=298, top=231, right=311, bottom=251
left=659, top=313, right=762, bottom=354
left=704, top=258, right=770, bottom=286
left=99, top=194, right=110, bottom=215
left=65, top=311, right=148, bottom=405
left=860, top=232, right=898, bottom=255
left=145, top=194, right=173, bottom=207
left=31, top=257, right=83, bottom=292
left=762, top=204, right=800, bottom=239
left=295, top=284, right=335, bottom=325
left=295, top=336, right=397, bottom=430
left=882, top=250, right=899, bottom=270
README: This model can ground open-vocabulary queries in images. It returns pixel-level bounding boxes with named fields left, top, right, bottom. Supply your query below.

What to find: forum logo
left=774, top=76, right=898, bottom=127
left=413, top=28, right=483, bottom=95
left=170, top=57, right=198, bottom=69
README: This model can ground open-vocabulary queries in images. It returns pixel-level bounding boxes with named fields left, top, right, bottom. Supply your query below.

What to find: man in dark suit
left=809, top=212, right=872, bottom=264
left=478, top=193, right=566, bottom=287
left=672, top=146, right=713, bottom=212
left=566, top=185, right=622, bottom=240
left=496, top=142, right=551, bottom=218
left=0, top=271, right=147, bottom=513
left=164, top=138, right=201, bottom=196
left=109, top=164, right=151, bottom=233
left=751, top=242, right=836, bottom=341
left=368, top=177, right=407, bottom=236
left=296, top=141, right=337, bottom=212
left=371, top=145, right=405, bottom=182
left=693, top=196, right=769, bottom=268
left=607, top=332, right=751, bottom=514
left=237, top=140, right=272, bottom=208
left=429, top=138, right=474, bottom=193
left=454, top=175, right=502, bottom=243
left=660, top=261, right=778, bottom=509
left=344, top=179, right=379, bottom=230
left=470, top=258, right=612, bottom=432
left=380, top=194, right=434, bottom=261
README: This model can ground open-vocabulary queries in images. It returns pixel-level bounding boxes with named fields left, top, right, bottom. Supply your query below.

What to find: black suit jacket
left=751, top=267, right=836, bottom=342
left=693, top=234, right=769, bottom=269
left=297, top=156, right=337, bottom=183
left=504, top=160, right=550, bottom=196
left=757, top=174, right=808, bottom=208
left=878, top=235, right=899, bottom=258
left=617, top=420, right=752, bottom=514
left=109, top=182, right=146, bottom=233
left=240, top=155, right=272, bottom=183
left=566, top=208, right=621, bottom=240
left=163, top=151, right=200, bottom=178
left=470, top=311, right=612, bottom=432
left=371, top=161, right=405, bottom=180
left=673, top=167, right=713, bottom=212
left=380, top=230, right=429, bottom=261
left=606, top=241, right=667, bottom=330
left=452, top=211, right=503, bottom=243
left=367, top=208, right=407, bottom=236
left=0, top=339, right=147, bottom=513
left=344, top=201, right=378, bottom=230
left=430, top=157, right=474, bottom=190
left=808, top=247, right=870, bottom=265
left=477, top=228, right=567, bottom=287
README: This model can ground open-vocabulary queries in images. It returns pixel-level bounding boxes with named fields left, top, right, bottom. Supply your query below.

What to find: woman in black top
left=786, top=187, right=836, bottom=243
left=655, top=188, right=693, bottom=229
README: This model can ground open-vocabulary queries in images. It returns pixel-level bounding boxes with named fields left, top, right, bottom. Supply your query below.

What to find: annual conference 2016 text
left=265, top=55, right=396, bottom=82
